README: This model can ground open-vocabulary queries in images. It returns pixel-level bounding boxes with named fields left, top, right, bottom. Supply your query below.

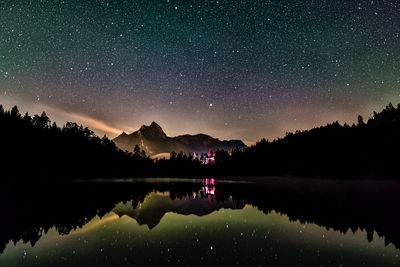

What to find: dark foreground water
left=1, top=177, right=400, bottom=266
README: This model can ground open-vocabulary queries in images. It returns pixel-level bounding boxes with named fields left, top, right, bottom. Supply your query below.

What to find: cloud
left=0, top=97, right=123, bottom=137
left=43, top=106, right=124, bottom=136
left=60, top=111, right=123, bottom=135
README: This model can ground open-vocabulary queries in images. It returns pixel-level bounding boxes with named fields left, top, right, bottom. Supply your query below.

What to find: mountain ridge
left=113, top=122, right=246, bottom=155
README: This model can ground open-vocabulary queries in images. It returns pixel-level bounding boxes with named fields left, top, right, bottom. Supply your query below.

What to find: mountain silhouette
left=113, top=122, right=246, bottom=155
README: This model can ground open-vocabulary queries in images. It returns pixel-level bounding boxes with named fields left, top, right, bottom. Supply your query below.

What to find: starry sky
left=1, top=0, right=400, bottom=143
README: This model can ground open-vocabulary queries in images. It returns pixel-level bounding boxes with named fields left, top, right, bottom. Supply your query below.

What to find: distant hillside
left=113, top=122, right=246, bottom=155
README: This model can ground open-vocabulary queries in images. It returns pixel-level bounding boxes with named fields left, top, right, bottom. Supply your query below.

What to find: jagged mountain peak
left=138, top=121, right=166, bottom=138
left=113, top=122, right=246, bottom=155
left=140, top=121, right=161, bottom=130
left=150, top=121, right=160, bottom=127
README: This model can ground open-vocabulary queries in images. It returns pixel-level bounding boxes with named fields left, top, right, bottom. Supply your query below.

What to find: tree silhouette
left=10, top=105, right=21, bottom=119
left=357, top=115, right=365, bottom=126
left=133, top=144, right=141, bottom=156
left=140, top=149, right=147, bottom=158
left=32, top=112, right=50, bottom=128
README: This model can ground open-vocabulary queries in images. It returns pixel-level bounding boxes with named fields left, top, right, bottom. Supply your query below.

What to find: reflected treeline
left=215, top=178, right=400, bottom=248
left=1, top=179, right=400, bottom=253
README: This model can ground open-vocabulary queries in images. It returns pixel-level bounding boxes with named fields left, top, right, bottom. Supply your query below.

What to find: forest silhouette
left=209, top=102, right=400, bottom=178
left=0, top=105, right=152, bottom=181
left=1, top=102, right=400, bottom=179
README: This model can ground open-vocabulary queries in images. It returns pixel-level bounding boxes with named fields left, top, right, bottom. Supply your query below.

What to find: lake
left=1, top=177, right=400, bottom=266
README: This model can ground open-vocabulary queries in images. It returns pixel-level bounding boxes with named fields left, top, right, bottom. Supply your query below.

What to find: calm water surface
left=1, top=177, right=400, bottom=266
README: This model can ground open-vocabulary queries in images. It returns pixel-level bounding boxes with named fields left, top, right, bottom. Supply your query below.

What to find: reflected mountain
left=113, top=192, right=245, bottom=229
left=0, top=181, right=201, bottom=253
left=1, top=177, right=400, bottom=253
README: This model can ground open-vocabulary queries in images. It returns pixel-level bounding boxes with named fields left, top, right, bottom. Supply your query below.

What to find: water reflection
left=201, top=178, right=215, bottom=197
left=1, top=177, right=400, bottom=266
left=113, top=179, right=243, bottom=229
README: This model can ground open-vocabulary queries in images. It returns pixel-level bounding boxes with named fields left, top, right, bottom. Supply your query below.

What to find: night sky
left=1, top=0, right=400, bottom=142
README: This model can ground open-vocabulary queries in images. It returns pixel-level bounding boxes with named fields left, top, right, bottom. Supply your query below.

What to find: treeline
left=210, top=102, right=400, bottom=179
left=0, top=105, right=152, bottom=181
left=154, top=151, right=204, bottom=176
left=2, top=102, right=400, bottom=180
